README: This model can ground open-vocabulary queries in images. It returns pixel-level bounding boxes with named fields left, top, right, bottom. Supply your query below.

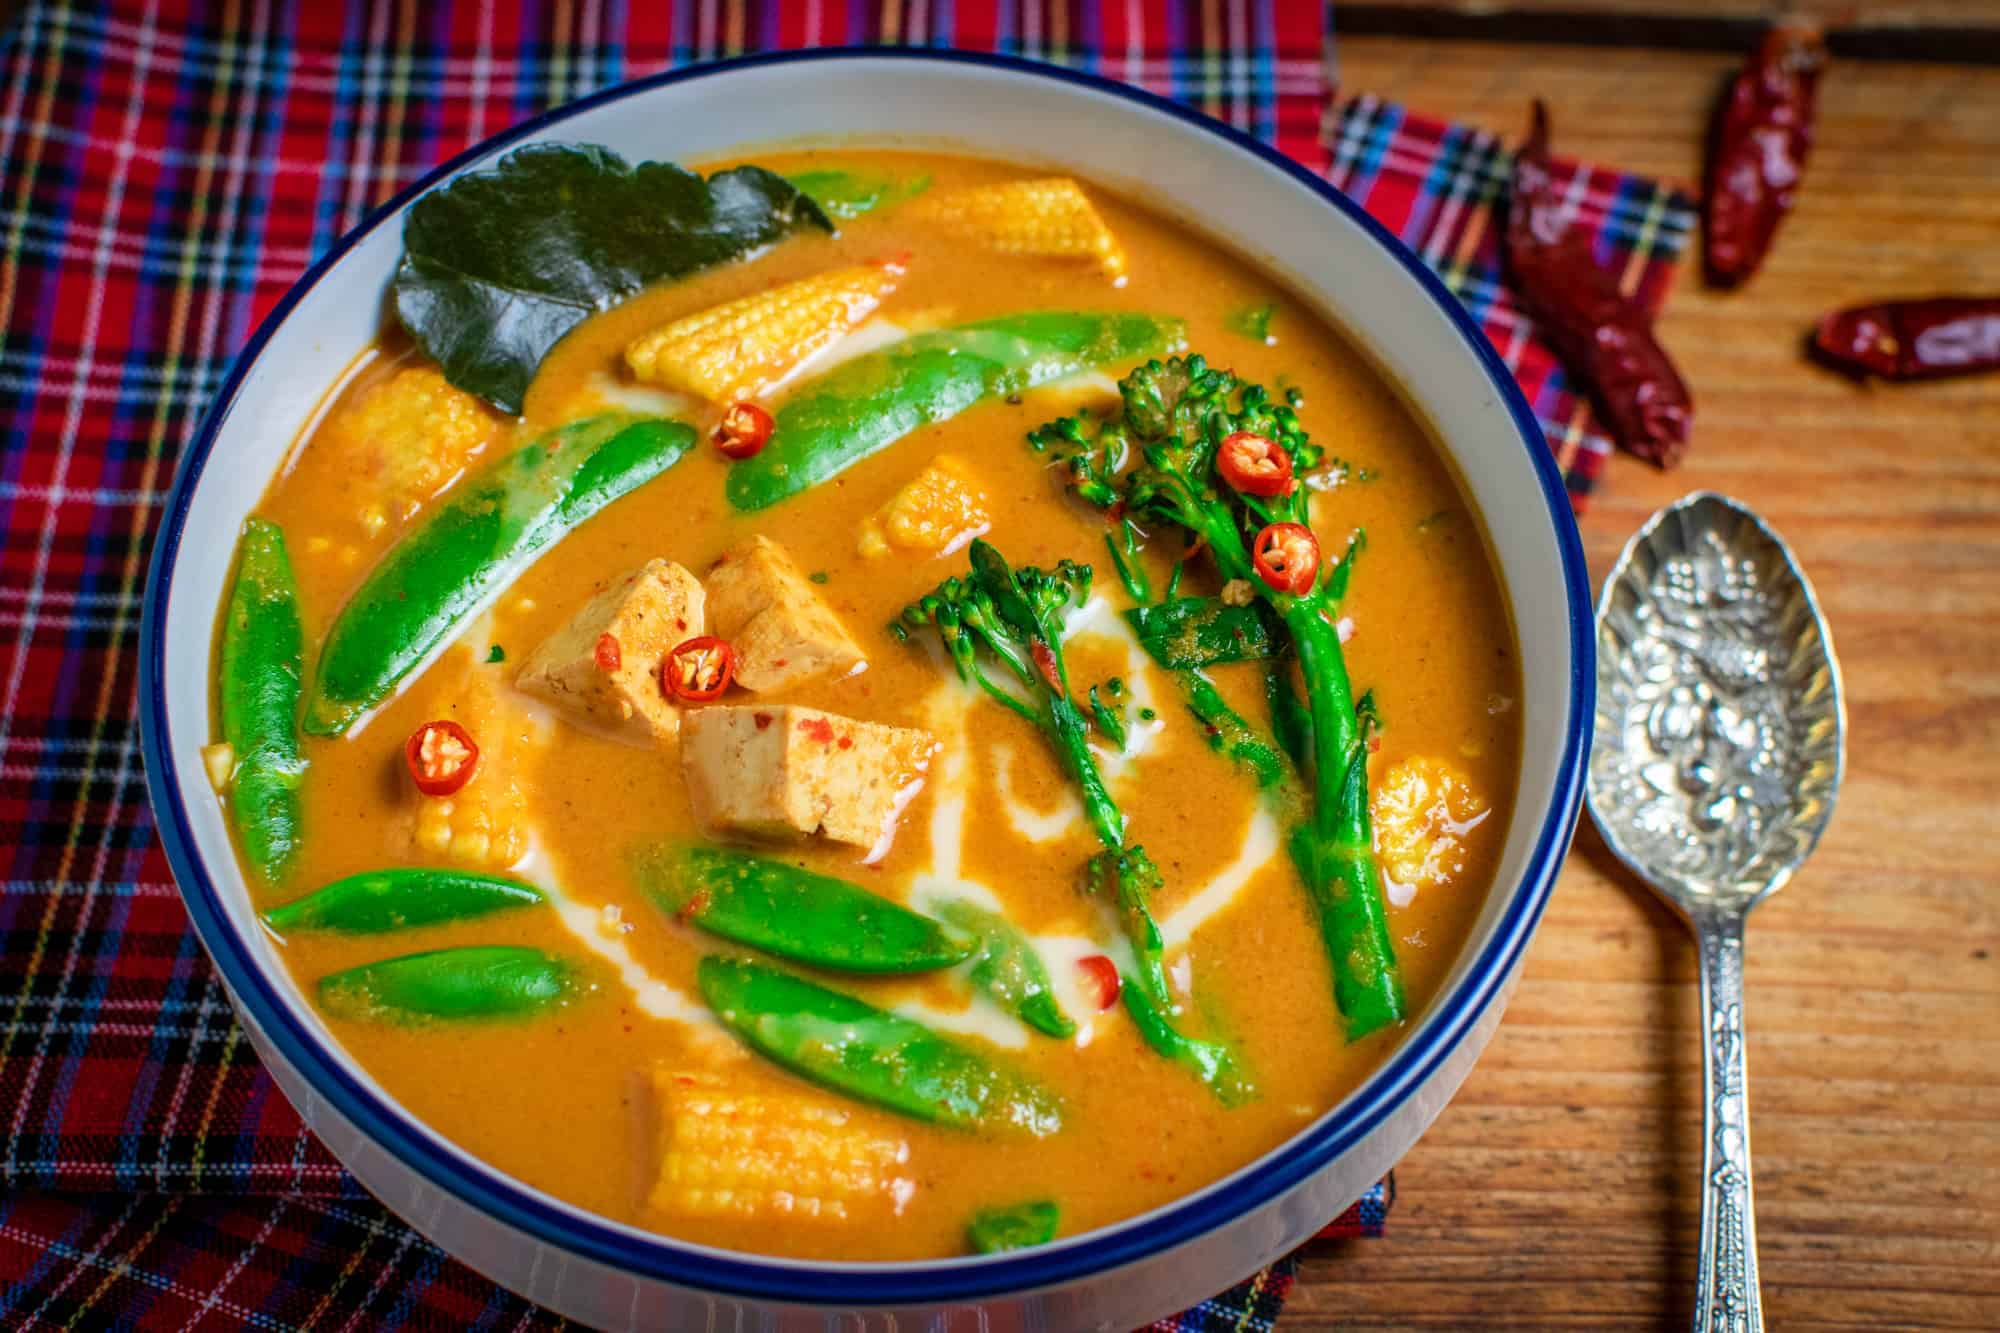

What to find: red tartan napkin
left=1323, top=93, right=1697, bottom=510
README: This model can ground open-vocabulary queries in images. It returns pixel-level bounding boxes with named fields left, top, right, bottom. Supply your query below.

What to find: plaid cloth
left=0, top=0, right=1693, bottom=1325
left=0, top=1185, right=1388, bottom=1332
left=1325, top=93, right=1698, bottom=509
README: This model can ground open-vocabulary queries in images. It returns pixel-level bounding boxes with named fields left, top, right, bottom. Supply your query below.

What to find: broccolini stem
left=1283, top=601, right=1405, bottom=1038
left=1104, top=518, right=1151, bottom=604
left=1051, top=691, right=1124, bottom=850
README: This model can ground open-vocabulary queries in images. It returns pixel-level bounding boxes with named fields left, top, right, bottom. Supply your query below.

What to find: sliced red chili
left=1216, top=430, right=1296, bottom=497
left=1251, top=522, right=1320, bottom=596
left=1077, top=955, right=1121, bottom=1012
left=662, top=636, right=735, bottom=702
left=404, top=720, right=478, bottom=797
left=1030, top=640, right=1065, bottom=698
left=593, top=632, right=622, bottom=672
left=713, top=402, right=774, bottom=460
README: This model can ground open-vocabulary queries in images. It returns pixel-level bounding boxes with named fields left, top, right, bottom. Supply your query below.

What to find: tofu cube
left=704, top=536, right=864, bottom=692
left=680, top=705, right=934, bottom=853
left=516, top=559, right=704, bottom=743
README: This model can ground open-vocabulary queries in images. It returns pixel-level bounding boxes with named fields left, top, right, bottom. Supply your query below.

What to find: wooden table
left=1287, top=23, right=2000, bottom=1331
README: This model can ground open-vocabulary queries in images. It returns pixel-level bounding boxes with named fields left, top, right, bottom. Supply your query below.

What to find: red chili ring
left=662, top=635, right=736, bottom=702
left=714, top=402, right=774, bottom=460
left=1251, top=522, right=1321, bottom=596
left=404, top=719, right=479, bottom=797
left=1216, top=430, right=1297, bottom=497
left=1077, top=955, right=1122, bottom=1012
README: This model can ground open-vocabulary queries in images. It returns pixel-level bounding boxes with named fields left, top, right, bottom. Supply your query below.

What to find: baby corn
left=624, top=261, right=903, bottom=403
left=647, top=1070, right=913, bottom=1222
left=405, top=653, right=533, bottom=871
left=909, top=177, right=1126, bottom=279
left=323, top=365, right=500, bottom=536
left=858, top=455, right=990, bottom=559
left=1371, top=755, right=1491, bottom=894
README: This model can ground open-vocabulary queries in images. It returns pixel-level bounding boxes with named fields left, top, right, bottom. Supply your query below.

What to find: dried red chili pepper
left=1813, top=297, right=2000, bottom=381
left=1505, top=101, right=1694, bottom=468
left=1704, top=22, right=1826, bottom=288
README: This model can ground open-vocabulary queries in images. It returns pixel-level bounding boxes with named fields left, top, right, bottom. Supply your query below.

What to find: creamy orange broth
left=231, top=150, right=1519, bottom=1260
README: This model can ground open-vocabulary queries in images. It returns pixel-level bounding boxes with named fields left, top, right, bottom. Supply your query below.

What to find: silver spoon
left=1586, top=492, right=1845, bottom=1333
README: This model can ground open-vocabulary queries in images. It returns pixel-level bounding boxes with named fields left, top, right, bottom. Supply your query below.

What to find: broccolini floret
left=894, top=540, right=1251, bottom=1101
left=1028, top=355, right=1406, bottom=1041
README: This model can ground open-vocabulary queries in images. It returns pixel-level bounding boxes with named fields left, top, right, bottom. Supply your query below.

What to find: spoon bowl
left=1587, top=490, right=1845, bottom=1332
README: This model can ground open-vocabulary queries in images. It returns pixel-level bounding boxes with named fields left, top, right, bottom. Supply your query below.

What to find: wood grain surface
left=1284, top=35, right=2000, bottom=1331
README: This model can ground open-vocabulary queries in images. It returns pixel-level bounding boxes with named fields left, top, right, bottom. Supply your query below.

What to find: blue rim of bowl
left=140, top=47, right=1592, bottom=1306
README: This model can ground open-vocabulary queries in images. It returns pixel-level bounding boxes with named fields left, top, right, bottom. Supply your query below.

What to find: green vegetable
left=932, top=899, right=1075, bottom=1040
left=1175, top=668, right=1293, bottom=796
left=1026, top=355, right=1406, bottom=1040
left=1227, top=301, right=1278, bottom=342
left=485, top=644, right=506, bottom=663
left=1087, top=845, right=1254, bottom=1104
left=1123, top=595, right=1283, bottom=668
left=782, top=167, right=931, bottom=219
left=894, top=541, right=1250, bottom=1101
left=1088, top=684, right=1128, bottom=749
left=697, top=957, right=1062, bottom=1135
left=1356, top=688, right=1383, bottom=734
left=967, top=1200, right=1060, bottom=1254
left=218, top=517, right=307, bottom=883
left=304, top=414, right=693, bottom=735
left=262, top=868, right=543, bottom=935
left=394, top=144, right=832, bottom=412
left=1104, top=516, right=1151, bottom=603
left=726, top=312, right=1183, bottom=511
left=1265, top=657, right=1316, bottom=776
left=319, top=946, right=580, bottom=1024
left=635, top=845, right=971, bottom=973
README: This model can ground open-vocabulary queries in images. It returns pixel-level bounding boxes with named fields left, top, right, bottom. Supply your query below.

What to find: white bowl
left=141, top=49, right=1591, bottom=1331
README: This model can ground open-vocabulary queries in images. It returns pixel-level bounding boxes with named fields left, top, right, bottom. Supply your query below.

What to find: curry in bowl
left=207, top=148, right=1518, bottom=1262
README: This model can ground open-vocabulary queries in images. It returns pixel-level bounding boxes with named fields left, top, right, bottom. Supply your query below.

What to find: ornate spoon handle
left=1691, top=906, right=1762, bottom=1333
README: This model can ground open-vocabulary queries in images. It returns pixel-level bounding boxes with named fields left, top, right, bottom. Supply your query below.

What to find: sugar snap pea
left=636, top=846, right=971, bottom=973
left=725, top=311, right=1184, bottom=512
left=263, top=868, right=543, bottom=936
left=1124, top=595, right=1283, bottom=668
left=304, top=414, right=693, bottom=735
left=697, top=957, right=1063, bottom=1135
left=966, top=1200, right=1060, bottom=1254
left=218, top=517, right=307, bottom=883
left=932, top=899, right=1075, bottom=1039
left=780, top=167, right=930, bottom=219
left=318, top=946, right=580, bottom=1024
